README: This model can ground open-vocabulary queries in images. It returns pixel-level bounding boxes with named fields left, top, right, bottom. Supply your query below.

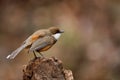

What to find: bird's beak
left=60, top=30, right=64, bottom=33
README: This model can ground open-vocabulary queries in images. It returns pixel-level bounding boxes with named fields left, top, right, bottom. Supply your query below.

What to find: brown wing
left=29, top=36, right=57, bottom=52
left=24, top=30, right=46, bottom=48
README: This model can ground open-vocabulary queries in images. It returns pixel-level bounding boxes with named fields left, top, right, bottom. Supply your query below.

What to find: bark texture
left=23, top=57, right=74, bottom=80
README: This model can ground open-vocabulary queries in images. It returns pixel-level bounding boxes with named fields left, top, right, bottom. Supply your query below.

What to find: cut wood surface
left=23, top=57, right=74, bottom=80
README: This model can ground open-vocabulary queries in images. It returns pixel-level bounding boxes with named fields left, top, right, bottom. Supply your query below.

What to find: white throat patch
left=52, top=33, right=61, bottom=40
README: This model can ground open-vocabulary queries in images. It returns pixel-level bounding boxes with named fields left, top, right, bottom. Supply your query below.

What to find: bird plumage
left=6, top=27, right=64, bottom=59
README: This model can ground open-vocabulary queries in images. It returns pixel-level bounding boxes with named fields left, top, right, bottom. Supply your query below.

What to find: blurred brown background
left=0, top=0, right=120, bottom=80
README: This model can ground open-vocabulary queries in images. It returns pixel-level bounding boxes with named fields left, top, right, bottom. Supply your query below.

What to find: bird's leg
left=38, top=52, right=44, bottom=58
left=33, top=51, right=37, bottom=58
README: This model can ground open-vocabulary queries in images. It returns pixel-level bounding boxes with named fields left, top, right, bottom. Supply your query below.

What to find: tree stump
left=23, top=57, right=74, bottom=80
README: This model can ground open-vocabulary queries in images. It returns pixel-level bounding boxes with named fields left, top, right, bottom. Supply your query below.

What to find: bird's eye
left=55, top=30, right=61, bottom=33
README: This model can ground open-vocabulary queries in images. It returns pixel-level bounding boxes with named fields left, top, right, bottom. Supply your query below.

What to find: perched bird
left=6, top=27, right=64, bottom=59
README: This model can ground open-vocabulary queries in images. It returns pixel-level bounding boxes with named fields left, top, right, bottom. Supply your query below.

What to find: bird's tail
left=6, top=44, right=26, bottom=59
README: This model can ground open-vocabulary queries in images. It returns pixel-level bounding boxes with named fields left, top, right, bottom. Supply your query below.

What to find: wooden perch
left=23, top=57, right=74, bottom=80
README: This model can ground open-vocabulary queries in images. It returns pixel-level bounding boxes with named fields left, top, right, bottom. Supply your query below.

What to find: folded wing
left=29, top=36, right=57, bottom=52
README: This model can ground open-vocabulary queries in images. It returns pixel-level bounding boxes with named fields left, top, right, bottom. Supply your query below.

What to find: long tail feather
left=6, top=44, right=26, bottom=59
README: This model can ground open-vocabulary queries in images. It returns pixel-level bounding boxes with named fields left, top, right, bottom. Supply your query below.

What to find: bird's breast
left=37, top=45, right=52, bottom=52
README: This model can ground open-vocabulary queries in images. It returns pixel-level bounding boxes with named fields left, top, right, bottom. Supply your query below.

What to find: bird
left=6, top=27, right=64, bottom=59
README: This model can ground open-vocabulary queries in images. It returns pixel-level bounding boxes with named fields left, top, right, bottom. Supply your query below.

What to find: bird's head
left=49, top=27, right=64, bottom=40
left=49, top=27, right=64, bottom=34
